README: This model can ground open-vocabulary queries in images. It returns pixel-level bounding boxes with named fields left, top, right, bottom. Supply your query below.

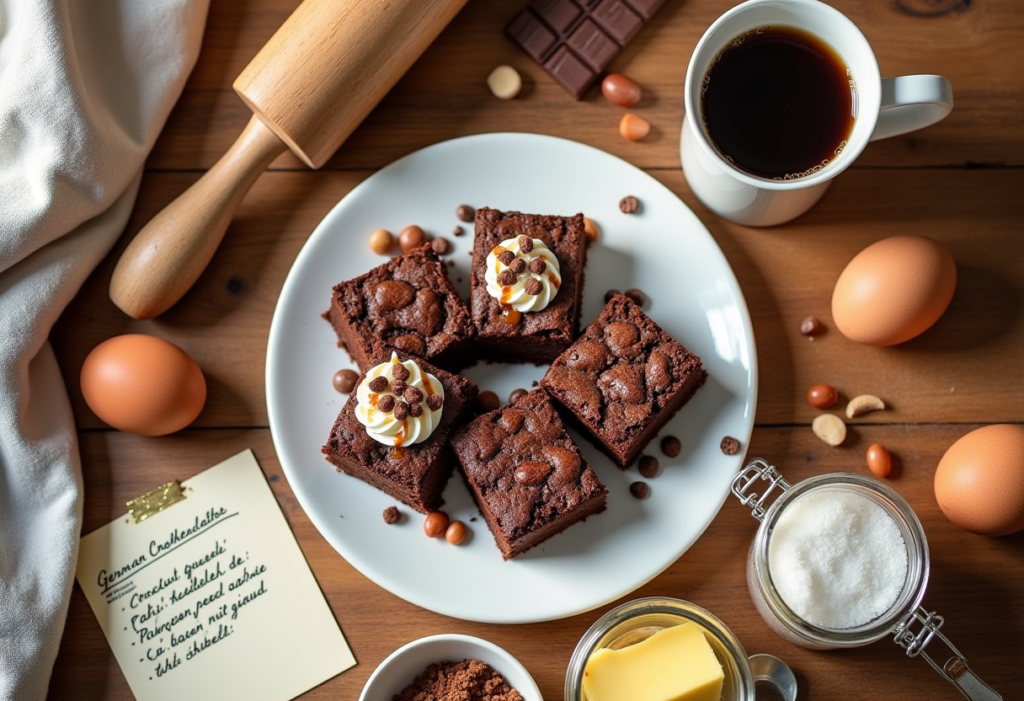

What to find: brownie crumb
left=383, top=506, right=401, bottom=524
left=393, top=659, right=523, bottom=701
left=619, top=195, right=639, bottom=214
left=720, top=436, right=741, bottom=455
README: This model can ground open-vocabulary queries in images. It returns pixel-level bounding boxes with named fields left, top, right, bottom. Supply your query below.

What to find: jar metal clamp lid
left=732, top=458, right=1003, bottom=701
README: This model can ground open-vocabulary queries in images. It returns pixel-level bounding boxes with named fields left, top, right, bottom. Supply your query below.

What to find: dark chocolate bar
left=505, top=0, right=667, bottom=99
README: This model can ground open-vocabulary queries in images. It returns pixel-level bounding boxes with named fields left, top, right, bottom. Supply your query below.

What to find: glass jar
left=733, top=459, right=1002, bottom=701
left=564, top=597, right=797, bottom=701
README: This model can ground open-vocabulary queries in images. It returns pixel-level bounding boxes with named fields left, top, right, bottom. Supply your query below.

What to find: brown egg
left=831, top=235, right=956, bottom=346
left=80, top=334, right=207, bottom=436
left=934, top=424, right=1024, bottom=536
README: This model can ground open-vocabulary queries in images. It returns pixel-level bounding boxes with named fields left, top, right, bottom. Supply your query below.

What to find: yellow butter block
left=582, top=622, right=725, bottom=701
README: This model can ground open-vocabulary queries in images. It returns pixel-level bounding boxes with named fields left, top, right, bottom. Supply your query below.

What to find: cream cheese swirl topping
left=484, top=236, right=561, bottom=313
left=355, top=352, right=444, bottom=447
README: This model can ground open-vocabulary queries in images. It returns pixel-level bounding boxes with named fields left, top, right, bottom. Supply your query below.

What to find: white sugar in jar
left=730, top=462, right=1003, bottom=701
left=768, top=489, right=908, bottom=630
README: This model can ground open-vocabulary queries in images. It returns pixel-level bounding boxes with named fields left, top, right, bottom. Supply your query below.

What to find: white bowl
left=359, top=634, right=543, bottom=701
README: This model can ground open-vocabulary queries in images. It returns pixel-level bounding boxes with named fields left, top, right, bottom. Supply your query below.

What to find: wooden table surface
left=48, top=0, right=1024, bottom=699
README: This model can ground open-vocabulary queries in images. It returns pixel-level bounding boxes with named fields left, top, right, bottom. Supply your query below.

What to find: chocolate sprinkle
left=498, top=250, right=516, bottom=266
left=368, top=376, right=388, bottom=393
left=630, top=481, right=650, bottom=499
left=518, top=236, right=534, bottom=253
left=391, top=379, right=407, bottom=396
left=391, top=363, right=410, bottom=381
left=510, top=257, right=527, bottom=274
left=525, top=278, right=543, bottom=295
left=377, top=395, right=396, bottom=413
left=404, top=387, right=424, bottom=404
left=638, top=455, right=659, bottom=478
left=721, top=436, right=741, bottom=455
left=426, top=394, right=443, bottom=411
left=661, top=435, right=681, bottom=458
left=409, top=402, right=423, bottom=417
left=529, top=258, right=547, bottom=274
left=393, top=402, right=409, bottom=420
left=498, top=269, right=518, bottom=287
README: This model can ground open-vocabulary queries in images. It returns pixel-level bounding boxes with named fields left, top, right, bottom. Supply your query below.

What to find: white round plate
left=267, top=133, right=756, bottom=624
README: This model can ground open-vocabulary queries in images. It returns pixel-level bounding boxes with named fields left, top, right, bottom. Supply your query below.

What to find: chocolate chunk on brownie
left=325, top=244, right=474, bottom=372
left=451, top=389, right=607, bottom=560
left=322, top=346, right=478, bottom=513
left=541, top=294, right=707, bottom=467
left=470, top=208, right=587, bottom=364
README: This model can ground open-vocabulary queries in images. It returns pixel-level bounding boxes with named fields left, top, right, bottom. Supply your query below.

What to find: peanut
left=619, top=113, right=650, bottom=141
left=812, top=414, right=847, bottom=447
left=866, top=444, right=892, bottom=478
left=423, top=511, right=449, bottom=538
left=847, top=394, right=885, bottom=419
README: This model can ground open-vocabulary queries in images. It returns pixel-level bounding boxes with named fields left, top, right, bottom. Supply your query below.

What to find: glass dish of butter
left=564, top=597, right=796, bottom=701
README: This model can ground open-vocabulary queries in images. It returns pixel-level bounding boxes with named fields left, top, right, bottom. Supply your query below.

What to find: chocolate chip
left=409, top=402, right=423, bottom=417
left=368, top=376, right=389, bottom=393
left=800, top=316, right=823, bottom=336
left=509, top=388, right=528, bottom=404
left=619, top=195, right=640, bottom=214
left=391, top=379, right=407, bottom=395
left=426, top=394, right=443, bottom=411
left=525, top=278, right=543, bottom=295
left=639, top=455, right=659, bottom=478
left=393, top=402, right=409, bottom=420
left=604, top=289, right=620, bottom=303
left=391, top=363, right=410, bottom=381
left=374, top=280, right=415, bottom=312
left=498, top=269, right=518, bottom=287
left=510, top=257, right=526, bottom=274
left=452, top=225, right=465, bottom=237
left=498, top=250, right=516, bottom=266
left=334, top=369, right=359, bottom=394
left=477, top=391, right=500, bottom=412
left=530, top=258, right=547, bottom=274
left=598, top=364, right=645, bottom=403
left=629, top=481, right=650, bottom=499
left=431, top=237, right=450, bottom=255
left=404, top=387, right=423, bottom=404
left=721, top=436, right=741, bottom=455
left=566, top=340, right=609, bottom=371
left=518, top=236, right=534, bottom=253
left=645, top=350, right=673, bottom=392
left=625, top=288, right=647, bottom=306
left=515, top=461, right=552, bottom=486
left=378, top=395, right=396, bottom=413
left=383, top=506, right=401, bottom=524
left=390, top=334, right=426, bottom=356
left=456, top=204, right=474, bottom=222
left=661, top=435, right=681, bottom=458
left=603, top=321, right=640, bottom=356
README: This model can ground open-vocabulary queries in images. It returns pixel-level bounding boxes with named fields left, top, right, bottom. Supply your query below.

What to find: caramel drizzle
left=390, top=420, right=409, bottom=459
left=422, top=374, right=434, bottom=396
left=547, top=272, right=560, bottom=289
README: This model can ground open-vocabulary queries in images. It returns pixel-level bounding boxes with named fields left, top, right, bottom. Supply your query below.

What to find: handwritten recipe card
left=76, top=450, right=355, bottom=701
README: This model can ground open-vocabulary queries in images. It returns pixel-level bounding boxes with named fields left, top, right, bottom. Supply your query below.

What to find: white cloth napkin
left=0, top=0, right=208, bottom=697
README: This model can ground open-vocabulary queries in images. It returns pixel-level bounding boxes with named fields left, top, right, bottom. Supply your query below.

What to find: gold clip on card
left=127, top=480, right=187, bottom=524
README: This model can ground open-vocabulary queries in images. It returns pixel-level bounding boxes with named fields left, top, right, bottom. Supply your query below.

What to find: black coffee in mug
left=701, top=26, right=856, bottom=180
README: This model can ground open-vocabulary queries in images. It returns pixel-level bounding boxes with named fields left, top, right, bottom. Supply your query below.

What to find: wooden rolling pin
left=110, top=0, right=469, bottom=319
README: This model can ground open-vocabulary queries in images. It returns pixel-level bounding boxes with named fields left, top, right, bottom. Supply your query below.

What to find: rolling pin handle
left=109, top=115, right=287, bottom=319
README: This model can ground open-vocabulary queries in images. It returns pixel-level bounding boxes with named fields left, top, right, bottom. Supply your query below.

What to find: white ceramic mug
left=681, top=0, right=953, bottom=227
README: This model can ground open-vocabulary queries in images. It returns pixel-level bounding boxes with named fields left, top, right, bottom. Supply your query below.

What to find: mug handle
left=870, top=74, right=953, bottom=142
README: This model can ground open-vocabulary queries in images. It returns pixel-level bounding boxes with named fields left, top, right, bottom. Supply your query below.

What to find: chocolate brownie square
left=451, top=389, right=608, bottom=560
left=541, top=294, right=707, bottom=467
left=325, top=244, right=474, bottom=372
left=322, top=347, right=478, bottom=513
left=470, top=208, right=587, bottom=364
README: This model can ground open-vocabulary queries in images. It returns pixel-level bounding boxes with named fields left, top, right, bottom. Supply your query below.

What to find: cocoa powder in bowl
left=392, top=659, right=523, bottom=701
